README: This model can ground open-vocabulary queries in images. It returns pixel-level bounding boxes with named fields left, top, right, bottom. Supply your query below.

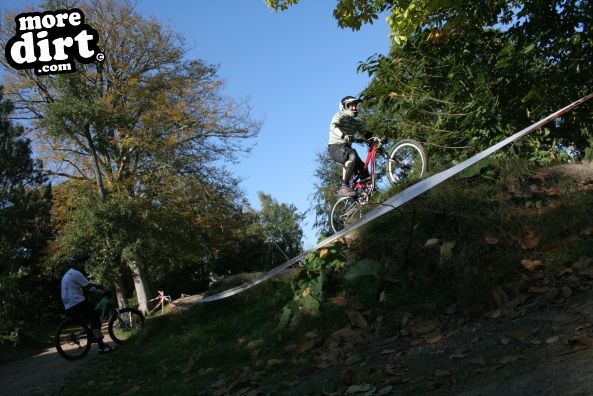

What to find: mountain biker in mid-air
left=328, top=96, right=375, bottom=197
left=60, top=253, right=114, bottom=354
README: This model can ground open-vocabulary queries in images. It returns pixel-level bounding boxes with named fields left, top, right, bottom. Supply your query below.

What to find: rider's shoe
left=98, top=344, right=115, bottom=354
left=338, top=185, right=357, bottom=197
left=358, top=175, right=371, bottom=183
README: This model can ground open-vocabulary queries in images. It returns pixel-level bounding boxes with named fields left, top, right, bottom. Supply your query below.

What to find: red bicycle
left=330, top=137, right=427, bottom=233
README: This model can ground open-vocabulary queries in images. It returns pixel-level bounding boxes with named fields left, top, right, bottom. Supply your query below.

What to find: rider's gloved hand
left=86, top=284, right=106, bottom=298
left=342, top=133, right=353, bottom=143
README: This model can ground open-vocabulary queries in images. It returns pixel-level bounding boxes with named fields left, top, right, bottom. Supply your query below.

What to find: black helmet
left=68, top=252, right=90, bottom=265
left=340, top=96, right=360, bottom=111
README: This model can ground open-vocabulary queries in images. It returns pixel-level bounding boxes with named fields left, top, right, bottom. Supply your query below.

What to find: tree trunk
left=129, top=260, right=153, bottom=314
left=113, top=278, right=128, bottom=309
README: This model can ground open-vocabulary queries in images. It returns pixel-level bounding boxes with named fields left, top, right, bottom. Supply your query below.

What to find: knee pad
left=343, top=160, right=355, bottom=181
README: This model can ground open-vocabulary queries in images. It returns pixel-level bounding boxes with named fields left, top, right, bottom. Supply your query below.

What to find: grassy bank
left=58, top=159, right=593, bottom=395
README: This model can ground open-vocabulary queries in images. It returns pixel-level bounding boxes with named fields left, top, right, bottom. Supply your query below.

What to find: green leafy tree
left=257, top=192, right=305, bottom=264
left=357, top=2, right=593, bottom=164
left=310, top=152, right=341, bottom=236
left=0, top=88, right=52, bottom=338
left=1, top=0, right=261, bottom=312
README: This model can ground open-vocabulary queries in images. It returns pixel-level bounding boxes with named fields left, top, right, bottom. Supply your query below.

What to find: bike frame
left=351, top=141, right=381, bottom=192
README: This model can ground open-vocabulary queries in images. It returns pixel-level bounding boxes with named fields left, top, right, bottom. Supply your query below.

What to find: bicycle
left=55, top=294, right=145, bottom=361
left=330, top=137, right=427, bottom=233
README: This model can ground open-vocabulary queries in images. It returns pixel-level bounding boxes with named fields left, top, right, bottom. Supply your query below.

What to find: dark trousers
left=65, top=300, right=101, bottom=330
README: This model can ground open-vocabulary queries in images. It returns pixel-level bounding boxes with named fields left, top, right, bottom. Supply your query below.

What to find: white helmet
left=339, top=96, right=360, bottom=115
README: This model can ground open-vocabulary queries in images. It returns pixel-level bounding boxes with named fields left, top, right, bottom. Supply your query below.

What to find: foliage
left=310, top=151, right=342, bottom=235
left=357, top=1, right=593, bottom=166
left=0, top=88, right=53, bottom=339
left=257, top=191, right=305, bottom=264
left=349, top=155, right=593, bottom=311
left=277, top=246, right=344, bottom=331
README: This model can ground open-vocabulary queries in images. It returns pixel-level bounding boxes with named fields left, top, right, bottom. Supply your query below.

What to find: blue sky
left=2, top=0, right=392, bottom=248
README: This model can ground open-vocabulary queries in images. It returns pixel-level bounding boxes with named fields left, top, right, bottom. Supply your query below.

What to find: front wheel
left=55, top=317, right=92, bottom=361
left=108, top=308, right=144, bottom=344
left=387, top=139, right=427, bottom=186
left=330, top=196, right=362, bottom=233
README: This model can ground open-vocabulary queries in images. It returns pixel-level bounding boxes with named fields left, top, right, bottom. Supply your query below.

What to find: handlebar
left=352, top=136, right=382, bottom=146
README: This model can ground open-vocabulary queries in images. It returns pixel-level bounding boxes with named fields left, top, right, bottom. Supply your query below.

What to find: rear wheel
left=387, top=139, right=427, bottom=186
left=330, top=196, right=362, bottom=233
left=55, top=317, right=92, bottom=361
left=108, top=308, right=144, bottom=344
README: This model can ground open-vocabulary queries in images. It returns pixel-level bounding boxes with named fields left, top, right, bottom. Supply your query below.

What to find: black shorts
left=328, top=143, right=355, bottom=164
left=65, top=300, right=101, bottom=329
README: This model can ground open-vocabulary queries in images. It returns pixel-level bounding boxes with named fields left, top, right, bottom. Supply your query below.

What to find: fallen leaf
left=557, top=345, right=590, bottom=356
left=578, top=266, right=593, bottom=278
left=555, top=265, right=573, bottom=278
left=281, top=380, right=301, bottom=387
left=474, top=366, right=501, bottom=374
left=582, top=227, right=593, bottom=236
left=546, top=336, right=560, bottom=344
left=331, top=296, right=347, bottom=306
left=410, top=320, right=439, bottom=335
left=347, top=311, right=368, bottom=329
left=211, top=379, right=227, bottom=389
left=121, top=385, right=142, bottom=395
left=318, top=248, right=329, bottom=258
left=266, top=359, right=284, bottom=369
left=561, top=314, right=585, bottom=324
left=449, top=353, right=466, bottom=359
left=471, top=357, right=486, bottom=366
left=425, top=334, right=444, bottom=344
left=506, top=329, right=536, bottom=340
left=246, top=339, right=263, bottom=350
left=345, top=384, right=373, bottom=394
left=440, top=241, right=456, bottom=262
left=434, top=369, right=451, bottom=377
left=377, top=385, right=394, bottom=396
left=330, top=326, right=363, bottom=344
left=530, top=185, right=545, bottom=193
left=562, top=287, right=573, bottom=298
left=531, top=172, right=547, bottom=182
left=528, top=286, right=552, bottom=294
left=180, top=358, right=196, bottom=375
left=424, top=238, right=440, bottom=248
left=491, top=286, right=509, bottom=308
left=297, top=338, right=317, bottom=353
left=571, top=335, right=593, bottom=348
left=521, top=259, right=543, bottom=271
left=498, top=355, right=523, bottom=365
left=520, top=229, right=540, bottom=250
left=507, top=293, right=528, bottom=308
left=484, top=234, right=499, bottom=245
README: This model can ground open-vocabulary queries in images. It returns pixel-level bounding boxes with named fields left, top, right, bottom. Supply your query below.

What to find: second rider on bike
left=60, top=253, right=114, bottom=354
left=328, top=96, right=377, bottom=197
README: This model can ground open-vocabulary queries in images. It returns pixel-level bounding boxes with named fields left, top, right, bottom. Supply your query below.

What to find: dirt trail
left=0, top=344, right=99, bottom=396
